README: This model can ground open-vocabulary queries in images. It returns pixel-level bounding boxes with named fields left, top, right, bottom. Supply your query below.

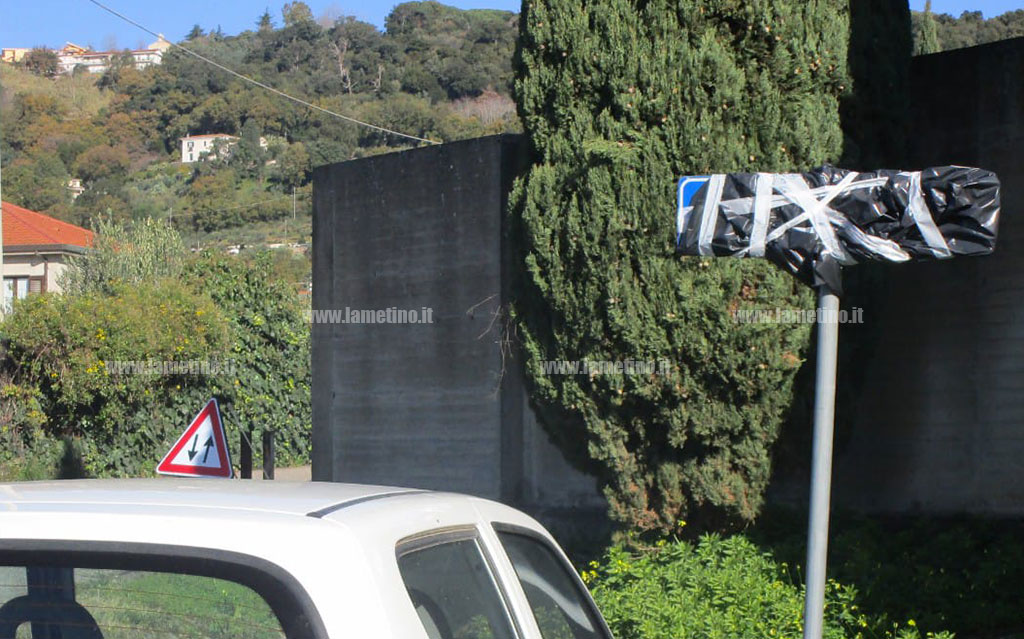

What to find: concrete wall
left=831, top=38, right=1024, bottom=514
left=313, top=38, right=1024, bottom=519
left=311, top=135, right=605, bottom=514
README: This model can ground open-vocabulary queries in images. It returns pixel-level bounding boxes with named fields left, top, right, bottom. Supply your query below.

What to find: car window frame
left=491, top=523, right=614, bottom=639
left=0, top=539, right=328, bottom=639
left=395, top=525, right=525, bottom=639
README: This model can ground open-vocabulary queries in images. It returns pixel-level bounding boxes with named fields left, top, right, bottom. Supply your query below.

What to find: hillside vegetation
left=0, top=1, right=519, bottom=245
left=912, top=6, right=1024, bottom=54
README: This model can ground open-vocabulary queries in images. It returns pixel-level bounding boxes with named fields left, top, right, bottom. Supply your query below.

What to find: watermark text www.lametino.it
left=540, top=359, right=672, bottom=376
left=732, top=307, right=864, bottom=324
left=106, top=360, right=238, bottom=376
left=306, top=307, right=434, bottom=324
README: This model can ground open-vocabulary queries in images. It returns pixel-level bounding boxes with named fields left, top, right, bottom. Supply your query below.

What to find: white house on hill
left=180, top=134, right=238, bottom=164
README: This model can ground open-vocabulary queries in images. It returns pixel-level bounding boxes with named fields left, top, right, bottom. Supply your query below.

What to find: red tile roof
left=2, top=201, right=94, bottom=249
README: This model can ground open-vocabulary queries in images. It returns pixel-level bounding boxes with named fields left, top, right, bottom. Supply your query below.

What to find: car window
left=495, top=531, right=609, bottom=639
left=0, top=565, right=286, bottom=639
left=397, top=536, right=517, bottom=639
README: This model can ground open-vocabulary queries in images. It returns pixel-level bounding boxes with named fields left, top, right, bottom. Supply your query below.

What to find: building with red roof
left=2, top=201, right=94, bottom=311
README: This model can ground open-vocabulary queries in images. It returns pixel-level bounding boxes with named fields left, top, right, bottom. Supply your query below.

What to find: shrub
left=182, top=252, right=312, bottom=466
left=0, top=379, right=62, bottom=481
left=0, top=281, right=233, bottom=476
left=587, top=535, right=953, bottom=639
left=61, top=217, right=187, bottom=295
left=752, top=511, right=1024, bottom=639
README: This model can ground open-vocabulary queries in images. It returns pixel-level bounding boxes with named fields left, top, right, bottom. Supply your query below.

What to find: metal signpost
left=676, top=167, right=1000, bottom=639
left=803, top=289, right=840, bottom=639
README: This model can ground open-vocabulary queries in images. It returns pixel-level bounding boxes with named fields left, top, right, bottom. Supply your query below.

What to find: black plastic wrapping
left=675, top=165, right=1000, bottom=293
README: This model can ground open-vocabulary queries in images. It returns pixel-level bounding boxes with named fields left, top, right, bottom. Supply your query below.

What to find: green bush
left=752, top=511, right=1024, bottom=639
left=0, top=281, right=233, bottom=476
left=61, top=217, right=187, bottom=295
left=587, top=535, right=953, bottom=639
left=0, top=380, right=62, bottom=480
left=1, top=218, right=312, bottom=477
left=182, top=252, right=312, bottom=466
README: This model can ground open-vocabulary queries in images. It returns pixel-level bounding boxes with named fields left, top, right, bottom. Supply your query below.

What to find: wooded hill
left=912, top=6, right=1024, bottom=55
left=4, top=1, right=1023, bottom=243
left=0, top=1, right=519, bottom=241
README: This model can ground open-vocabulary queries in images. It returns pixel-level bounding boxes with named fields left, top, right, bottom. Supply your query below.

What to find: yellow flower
left=908, top=620, right=916, bottom=627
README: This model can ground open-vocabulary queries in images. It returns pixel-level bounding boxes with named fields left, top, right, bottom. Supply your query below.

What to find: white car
left=0, top=479, right=613, bottom=639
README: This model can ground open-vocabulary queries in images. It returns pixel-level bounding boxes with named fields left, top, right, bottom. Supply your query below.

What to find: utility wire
left=84, top=0, right=441, bottom=146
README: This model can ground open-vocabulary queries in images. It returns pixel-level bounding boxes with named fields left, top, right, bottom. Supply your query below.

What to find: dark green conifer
left=512, top=0, right=850, bottom=534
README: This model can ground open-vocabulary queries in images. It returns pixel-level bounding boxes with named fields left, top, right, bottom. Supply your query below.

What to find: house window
left=3, top=276, right=45, bottom=313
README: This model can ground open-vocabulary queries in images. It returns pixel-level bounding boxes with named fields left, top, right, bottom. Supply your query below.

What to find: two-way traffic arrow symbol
left=186, top=434, right=215, bottom=462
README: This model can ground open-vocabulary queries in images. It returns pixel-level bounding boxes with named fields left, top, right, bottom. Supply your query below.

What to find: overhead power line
left=84, top=0, right=441, bottom=146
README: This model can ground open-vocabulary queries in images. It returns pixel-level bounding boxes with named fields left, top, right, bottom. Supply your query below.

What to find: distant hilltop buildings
left=1, top=36, right=171, bottom=75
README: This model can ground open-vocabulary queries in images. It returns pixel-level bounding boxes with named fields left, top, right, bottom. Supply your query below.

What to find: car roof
left=0, top=478, right=428, bottom=518
left=0, top=479, right=572, bottom=639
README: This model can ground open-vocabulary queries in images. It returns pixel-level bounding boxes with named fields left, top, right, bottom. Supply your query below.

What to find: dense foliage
left=512, top=0, right=849, bottom=535
left=61, top=217, right=187, bottom=295
left=0, top=281, right=233, bottom=476
left=0, top=1, right=519, bottom=244
left=0, top=222, right=311, bottom=478
left=752, top=512, right=1024, bottom=639
left=182, top=252, right=312, bottom=462
left=911, top=7, right=1024, bottom=54
left=587, top=535, right=953, bottom=639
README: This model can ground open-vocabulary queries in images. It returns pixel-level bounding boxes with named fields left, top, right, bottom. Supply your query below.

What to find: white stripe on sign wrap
left=697, top=174, right=726, bottom=256
left=900, top=171, right=952, bottom=259
left=749, top=172, right=774, bottom=257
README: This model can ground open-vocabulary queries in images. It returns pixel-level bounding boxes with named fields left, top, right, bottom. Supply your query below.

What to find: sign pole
left=802, top=288, right=841, bottom=639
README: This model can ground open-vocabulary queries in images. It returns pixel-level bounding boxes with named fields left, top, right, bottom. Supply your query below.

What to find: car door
left=393, top=523, right=613, bottom=639
left=489, top=523, right=613, bottom=639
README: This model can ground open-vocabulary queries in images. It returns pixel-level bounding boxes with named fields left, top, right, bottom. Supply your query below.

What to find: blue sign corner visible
left=677, top=175, right=711, bottom=208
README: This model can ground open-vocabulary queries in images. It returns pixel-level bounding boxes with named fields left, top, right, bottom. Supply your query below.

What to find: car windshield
left=0, top=565, right=287, bottom=639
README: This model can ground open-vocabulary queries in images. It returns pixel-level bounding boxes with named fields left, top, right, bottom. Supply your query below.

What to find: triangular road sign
left=156, top=399, right=233, bottom=478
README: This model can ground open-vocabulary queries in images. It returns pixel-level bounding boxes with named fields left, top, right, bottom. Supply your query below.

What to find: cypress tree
left=915, top=1, right=942, bottom=55
left=512, top=0, right=850, bottom=535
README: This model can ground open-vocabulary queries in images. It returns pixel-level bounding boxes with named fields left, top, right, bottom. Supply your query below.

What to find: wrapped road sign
left=676, top=165, right=1000, bottom=293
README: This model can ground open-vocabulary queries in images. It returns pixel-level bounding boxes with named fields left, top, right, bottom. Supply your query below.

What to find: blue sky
left=0, top=1, right=1021, bottom=51
left=0, top=1, right=522, bottom=50
left=909, top=0, right=1023, bottom=15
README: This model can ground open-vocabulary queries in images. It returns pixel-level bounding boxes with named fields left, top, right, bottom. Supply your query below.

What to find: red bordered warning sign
left=156, top=398, right=233, bottom=478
